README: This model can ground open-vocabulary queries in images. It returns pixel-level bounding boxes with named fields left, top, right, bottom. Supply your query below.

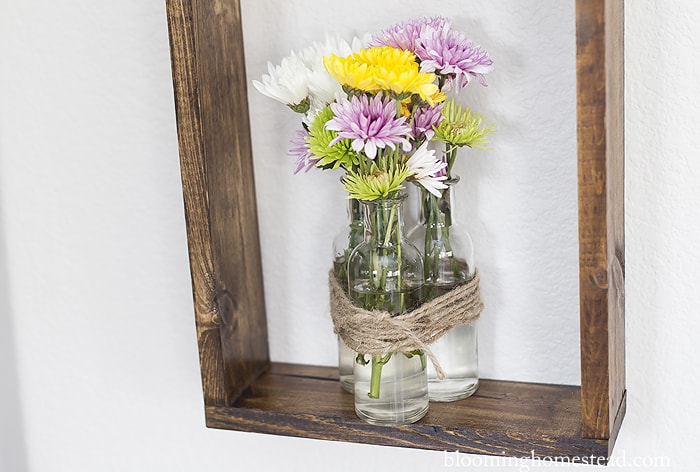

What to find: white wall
left=243, top=0, right=581, bottom=387
left=0, top=0, right=698, bottom=471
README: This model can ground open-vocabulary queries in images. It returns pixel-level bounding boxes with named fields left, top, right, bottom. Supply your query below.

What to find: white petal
left=406, top=142, right=448, bottom=197
left=417, top=175, right=448, bottom=197
left=406, top=142, right=444, bottom=177
left=253, top=55, right=310, bottom=106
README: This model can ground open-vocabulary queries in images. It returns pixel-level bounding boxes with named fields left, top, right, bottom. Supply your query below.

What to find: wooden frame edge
left=165, top=0, right=227, bottom=406
left=576, top=0, right=625, bottom=439
left=166, top=0, right=270, bottom=406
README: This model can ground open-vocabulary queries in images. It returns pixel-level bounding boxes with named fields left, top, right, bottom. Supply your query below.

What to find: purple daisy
left=411, top=104, right=444, bottom=141
left=325, top=94, right=412, bottom=159
left=373, top=17, right=493, bottom=91
left=416, top=27, right=494, bottom=90
left=371, top=16, right=451, bottom=53
left=288, top=128, right=318, bottom=174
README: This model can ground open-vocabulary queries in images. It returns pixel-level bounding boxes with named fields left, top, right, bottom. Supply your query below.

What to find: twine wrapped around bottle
left=329, top=270, right=483, bottom=379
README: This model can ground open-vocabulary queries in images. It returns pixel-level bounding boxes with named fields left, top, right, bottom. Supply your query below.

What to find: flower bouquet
left=253, top=16, right=493, bottom=424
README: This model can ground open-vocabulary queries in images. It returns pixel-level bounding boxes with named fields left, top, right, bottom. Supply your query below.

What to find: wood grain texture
left=576, top=0, right=626, bottom=439
left=207, top=364, right=609, bottom=462
left=165, top=0, right=226, bottom=406
left=166, top=0, right=269, bottom=406
left=604, top=0, right=626, bottom=450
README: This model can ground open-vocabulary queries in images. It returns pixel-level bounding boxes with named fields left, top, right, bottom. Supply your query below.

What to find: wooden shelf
left=206, top=363, right=616, bottom=461
left=165, top=0, right=626, bottom=463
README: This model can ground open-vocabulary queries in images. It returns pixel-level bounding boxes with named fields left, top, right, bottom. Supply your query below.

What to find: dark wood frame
left=165, top=0, right=625, bottom=462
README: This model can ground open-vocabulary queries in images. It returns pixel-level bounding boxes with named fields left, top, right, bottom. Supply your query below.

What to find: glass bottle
left=347, top=193, right=428, bottom=425
left=332, top=198, right=365, bottom=394
left=409, top=176, right=479, bottom=402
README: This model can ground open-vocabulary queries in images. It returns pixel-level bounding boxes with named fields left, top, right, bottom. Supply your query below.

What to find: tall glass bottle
left=347, top=193, right=428, bottom=425
left=332, top=198, right=364, bottom=394
left=409, top=176, right=479, bottom=402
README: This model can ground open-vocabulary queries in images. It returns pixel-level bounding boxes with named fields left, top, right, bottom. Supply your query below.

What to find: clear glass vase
left=347, top=193, right=429, bottom=425
left=409, top=176, right=479, bottom=402
left=332, top=198, right=365, bottom=394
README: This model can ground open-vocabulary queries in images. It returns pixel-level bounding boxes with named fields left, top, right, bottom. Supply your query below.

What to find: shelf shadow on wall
left=0, top=192, right=28, bottom=472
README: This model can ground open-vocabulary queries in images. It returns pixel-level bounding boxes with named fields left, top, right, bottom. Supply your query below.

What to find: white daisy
left=253, top=33, right=371, bottom=118
left=252, top=53, right=310, bottom=107
left=405, top=142, right=448, bottom=197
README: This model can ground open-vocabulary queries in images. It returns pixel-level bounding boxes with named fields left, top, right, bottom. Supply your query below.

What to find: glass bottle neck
left=419, top=176, right=459, bottom=228
left=346, top=197, right=365, bottom=252
left=362, top=197, right=407, bottom=247
left=347, top=197, right=365, bottom=225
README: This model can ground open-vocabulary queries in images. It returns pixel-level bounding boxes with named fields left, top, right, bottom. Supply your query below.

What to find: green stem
left=359, top=197, right=412, bottom=398
left=369, top=354, right=391, bottom=399
left=396, top=209, right=403, bottom=312
left=446, top=146, right=458, bottom=175
left=367, top=200, right=404, bottom=398
left=382, top=205, right=396, bottom=247
left=422, top=173, right=463, bottom=299
left=431, top=196, right=441, bottom=282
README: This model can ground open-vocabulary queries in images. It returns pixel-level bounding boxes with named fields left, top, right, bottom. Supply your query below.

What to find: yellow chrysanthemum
left=424, top=89, right=447, bottom=107
left=324, top=46, right=441, bottom=103
left=323, top=57, right=378, bottom=93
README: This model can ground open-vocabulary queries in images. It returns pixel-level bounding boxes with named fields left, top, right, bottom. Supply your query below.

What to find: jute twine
left=329, top=270, right=483, bottom=379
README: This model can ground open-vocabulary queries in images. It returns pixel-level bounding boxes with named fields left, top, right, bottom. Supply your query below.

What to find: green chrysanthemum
left=342, top=163, right=410, bottom=201
left=434, top=99, right=494, bottom=149
left=307, top=106, right=358, bottom=170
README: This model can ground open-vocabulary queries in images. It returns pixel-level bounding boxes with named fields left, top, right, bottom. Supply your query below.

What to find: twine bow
left=329, top=270, right=483, bottom=379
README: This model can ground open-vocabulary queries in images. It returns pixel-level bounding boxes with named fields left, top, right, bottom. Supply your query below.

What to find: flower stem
left=369, top=353, right=391, bottom=399
left=382, top=205, right=396, bottom=247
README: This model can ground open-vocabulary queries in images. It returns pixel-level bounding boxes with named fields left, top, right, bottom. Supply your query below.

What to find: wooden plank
left=604, top=0, right=626, bottom=447
left=575, top=0, right=626, bottom=439
left=166, top=0, right=270, bottom=405
left=206, top=364, right=609, bottom=462
left=165, top=0, right=227, bottom=406
left=190, top=0, right=269, bottom=402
